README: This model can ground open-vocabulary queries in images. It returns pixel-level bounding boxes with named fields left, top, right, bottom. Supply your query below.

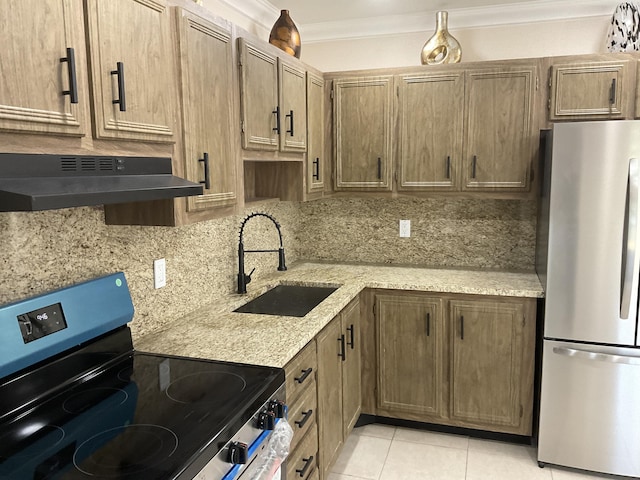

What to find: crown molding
left=214, top=0, right=280, bottom=31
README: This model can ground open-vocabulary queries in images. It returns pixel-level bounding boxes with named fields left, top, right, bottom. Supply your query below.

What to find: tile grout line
left=376, top=427, right=397, bottom=480
left=464, top=440, right=470, bottom=480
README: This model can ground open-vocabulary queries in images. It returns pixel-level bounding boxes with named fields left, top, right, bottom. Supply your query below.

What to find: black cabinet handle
left=338, top=334, right=346, bottom=361
left=313, top=158, right=320, bottom=181
left=272, top=106, right=281, bottom=134
left=446, top=156, right=451, bottom=179
left=377, top=157, right=382, bottom=180
left=110, top=62, right=126, bottom=112
left=294, top=367, right=312, bottom=384
left=294, top=409, right=313, bottom=428
left=286, top=109, right=294, bottom=136
left=296, top=455, right=314, bottom=477
left=472, top=155, right=477, bottom=179
left=460, top=316, right=464, bottom=340
left=426, top=313, right=430, bottom=337
left=346, top=324, right=355, bottom=349
left=60, top=47, right=78, bottom=104
left=610, top=78, right=617, bottom=105
left=199, top=152, right=210, bottom=190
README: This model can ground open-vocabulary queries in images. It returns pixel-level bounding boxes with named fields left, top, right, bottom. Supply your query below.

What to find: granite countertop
left=134, top=261, right=543, bottom=368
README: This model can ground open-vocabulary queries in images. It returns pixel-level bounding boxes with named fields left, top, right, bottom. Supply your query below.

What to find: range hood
left=0, top=153, right=204, bottom=212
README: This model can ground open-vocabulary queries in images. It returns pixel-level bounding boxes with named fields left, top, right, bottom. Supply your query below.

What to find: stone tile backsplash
left=0, top=196, right=535, bottom=340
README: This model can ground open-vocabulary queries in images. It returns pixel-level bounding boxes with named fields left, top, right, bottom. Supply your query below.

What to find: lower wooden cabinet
left=284, top=340, right=318, bottom=479
left=316, top=298, right=361, bottom=479
left=373, top=291, right=536, bottom=436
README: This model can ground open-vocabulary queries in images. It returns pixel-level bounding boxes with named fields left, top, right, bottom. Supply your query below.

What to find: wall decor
left=269, top=9, right=301, bottom=58
left=421, top=11, right=461, bottom=65
left=607, top=2, right=640, bottom=52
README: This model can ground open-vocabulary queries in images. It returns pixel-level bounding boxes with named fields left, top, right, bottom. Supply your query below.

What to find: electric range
left=0, top=273, right=287, bottom=480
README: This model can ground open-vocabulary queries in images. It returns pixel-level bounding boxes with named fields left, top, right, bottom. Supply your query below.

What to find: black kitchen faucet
left=237, top=212, right=287, bottom=294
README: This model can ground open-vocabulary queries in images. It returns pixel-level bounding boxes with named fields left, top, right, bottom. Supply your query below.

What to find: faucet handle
left=245, top=267, right=255, bottom=284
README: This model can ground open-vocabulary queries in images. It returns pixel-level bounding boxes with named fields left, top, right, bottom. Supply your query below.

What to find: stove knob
left=257, top=410, right=276, bottom=430
left=268, top=400, right=286, bottom=418
left=228, top=441, right=248, bottom=465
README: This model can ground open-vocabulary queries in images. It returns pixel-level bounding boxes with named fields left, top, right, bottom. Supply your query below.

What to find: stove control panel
left=17, top=303, right=67, bottom=344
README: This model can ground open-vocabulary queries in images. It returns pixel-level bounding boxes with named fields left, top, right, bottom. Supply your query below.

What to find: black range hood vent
left=0, top=153, right=204, bottom=212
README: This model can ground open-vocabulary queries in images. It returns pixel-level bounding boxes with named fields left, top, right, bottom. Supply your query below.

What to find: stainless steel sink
left=233, top=284, right=339, bottom=317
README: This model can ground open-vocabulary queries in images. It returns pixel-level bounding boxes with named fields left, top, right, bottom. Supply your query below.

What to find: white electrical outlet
left=154, top=258, right=166, bottom=289
left=399, top=219, right=411, bottom=238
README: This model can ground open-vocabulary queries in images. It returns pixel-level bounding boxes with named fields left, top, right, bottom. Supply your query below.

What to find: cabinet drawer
left=288, top=379, right=317, bottom=453
left=285, top=341, right=317, bottom=404
left=286, top=423, right=318, bottom=480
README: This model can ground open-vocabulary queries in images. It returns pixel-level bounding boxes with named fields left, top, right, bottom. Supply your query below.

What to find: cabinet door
left=316, top=317, right=344, bottom=478
left=176, top=10, right=236, bottom=212
left=449, top=298, right=532, bottom=433
left=279, top=60, right=307, bottom=152
left=376, top=293, right=444, bottom=417
left=238, top=38, right=278, bottom=151
left=341, top=299, right=361, bottom=438
left=0, top=0, right=87, bottom=136
left=306, top=73, right=325, bottom=194
left=463, top=67, right=535, bottom=191
left=398, top=73, right=463, bottom=191
left=550, top=61, right=631, bottom=120
left=333, top=76, right=393, bottom=191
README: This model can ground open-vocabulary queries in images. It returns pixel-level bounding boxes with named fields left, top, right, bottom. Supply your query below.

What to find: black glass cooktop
left=0, top=328, right=284, bottom=480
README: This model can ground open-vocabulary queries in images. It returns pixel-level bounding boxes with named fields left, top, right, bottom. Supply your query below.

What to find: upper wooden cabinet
left=306, top=73, right=325, bottom=194
left=463, top=65, right=537, bottom=192
left=333, top=76, right=394, bottom=191
left=397, top=72, right=464, bottom=191
left=85, top=0, right=177, bottom=143
left=0, top=0, right=88, bottom=136
left=175, top=8, right=237, bottom=213
left=238, top=38, right=307, bottom=153
left=549, top=57, right=634, bottom=121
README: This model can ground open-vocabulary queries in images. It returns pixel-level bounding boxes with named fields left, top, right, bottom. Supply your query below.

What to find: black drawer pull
left=272, top=106, right=281, bottom=134
left=338, top=334, right=346, bottom=361
left=286, top=109, right=294, bottom=136
left=472, top=155, right=477, bottom=179
left=426, top=313, right=430, bottom=337
left=110, top=61, right=126, bottom=112
left=346, top=324, right=355, bottom=349
left=199, top=152, right=210, bottom=190
left=460, top=315, right=464, bottom=340
left=610, top=78, right=617, bottom=105
left=294, top=367, right=312, bottom=384
left=60, top=47, right=78, bottom=104
left=377, top=157, right=382, bottom=180
left=446, top=156, right=451, bottom=179
left=313, top=158, right=320, bottom=180
left=296, top=455, right=314, bottom=477
left=294, top=409, right=313, bottom=428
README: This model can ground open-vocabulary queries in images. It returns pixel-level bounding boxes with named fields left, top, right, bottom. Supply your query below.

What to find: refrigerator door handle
left=553, top=346, right=640, bottom=365
left=620, top=157, right=640, bottom=319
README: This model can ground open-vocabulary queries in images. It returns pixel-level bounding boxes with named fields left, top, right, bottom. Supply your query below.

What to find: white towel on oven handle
left=249, top=418, right=293, bottom=480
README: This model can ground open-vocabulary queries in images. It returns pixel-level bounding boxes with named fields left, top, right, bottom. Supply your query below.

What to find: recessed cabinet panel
left=333, top=76, right=393, bottom=191
left=341, top=300, right=361, bottom=437
left=449, top=299, right=525, bottom=428
left=0, top=0, right=87, bottom=136
left=307, top=73, right=325, bottom=194
left=398, top=73, right=463, bottom=191
left=376, top=294, right=444, bottom=416
left=551, top=61, right=629, bottom=120
left=176, top=10, right=236, bottom=212
left=238, top=38, right=279, bottom=151
left=85, top=0, right=177, bottom=143
left=463, top=67, right=534, bottom=191
left=279, top=60, right=307, bottom=152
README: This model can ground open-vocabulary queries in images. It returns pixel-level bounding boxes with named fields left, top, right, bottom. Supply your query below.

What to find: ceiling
left=233, top=0, right=622, bottom=42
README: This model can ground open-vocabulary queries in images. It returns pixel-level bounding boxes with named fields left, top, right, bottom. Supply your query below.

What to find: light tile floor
left=328, top=424, right=631, bottom=480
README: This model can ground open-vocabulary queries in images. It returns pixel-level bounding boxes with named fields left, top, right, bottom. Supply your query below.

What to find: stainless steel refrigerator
left=537, top=121, right=640, bottom=477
